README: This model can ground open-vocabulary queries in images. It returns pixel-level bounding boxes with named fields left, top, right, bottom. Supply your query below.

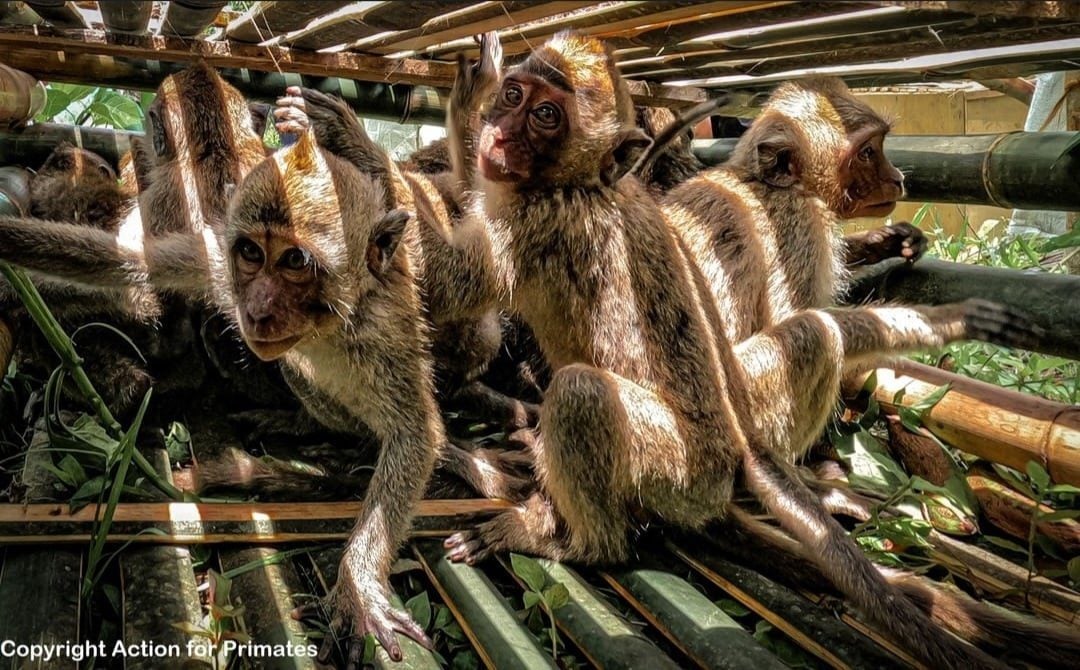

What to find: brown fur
left=425, top=32, right=1041, bottom=669
left=222, top=132, right=439, bottom=659
left=0, top=145, right=156, bottom=416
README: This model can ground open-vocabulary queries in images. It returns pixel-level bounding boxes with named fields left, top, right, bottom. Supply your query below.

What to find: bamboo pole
left=0, top=63, right=46, bottom=128
left=845, top=258, right=1080, bottom=361
left=0, top=500, right=511, bottom=544
left=97, top=0, right=151, bottom=34
left=693, top=132, right=1080, bottom=211
left=845, top=361, right=1080, bottom=487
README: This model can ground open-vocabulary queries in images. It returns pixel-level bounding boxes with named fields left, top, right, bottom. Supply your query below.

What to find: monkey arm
left=415, top=210, right=506, bottom=322
left=0, top=214, right=213, bottom=299
left=448, top=32, right=503, bottom=191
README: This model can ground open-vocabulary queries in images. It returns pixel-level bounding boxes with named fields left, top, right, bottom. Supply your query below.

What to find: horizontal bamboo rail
left=846, top=361, right=1080, bottom=487
left=694, top=132, right=1080, bottom=211
left=846, top=258, right=1080, bottom=361
left=0, top=499, right=511, bottom=544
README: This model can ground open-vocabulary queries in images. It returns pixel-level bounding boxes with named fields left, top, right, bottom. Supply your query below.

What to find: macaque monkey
left=407, top=31, right=1052, bottom=668
left=0, top=144, right=160, bottom=415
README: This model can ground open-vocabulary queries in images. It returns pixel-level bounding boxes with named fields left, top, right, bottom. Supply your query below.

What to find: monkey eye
left=531, top=103, right=561, bottom=129
left=503, top=84, right=524, bottom=106
left=278, top=247, right=314, bottom=271
left=234, top=238, right=264, bottom=265
left=857, top=144, right=875, bottom=161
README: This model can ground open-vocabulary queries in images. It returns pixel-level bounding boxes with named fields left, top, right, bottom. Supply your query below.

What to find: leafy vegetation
left=905, top=204, right=1080, bottom=404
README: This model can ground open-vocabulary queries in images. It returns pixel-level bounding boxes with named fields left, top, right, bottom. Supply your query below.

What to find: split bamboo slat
left=0, top=499, right=512, bottom=544
left=848, top=361, right=1080, bottom=487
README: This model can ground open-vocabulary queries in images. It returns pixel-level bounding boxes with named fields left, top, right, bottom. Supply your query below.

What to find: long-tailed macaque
left=0, top=145, right=162, bottom=415
left=394, top=31, right=1054, bottom=668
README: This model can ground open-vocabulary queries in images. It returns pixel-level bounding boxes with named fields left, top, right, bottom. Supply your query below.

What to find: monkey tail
left=626, top=95, right=732, bottom=182
left=739, top=448, right=1009, bottom=669
left=725, top=505, right=1080, bottom=668
left=194, top=447, right=371, bottom=501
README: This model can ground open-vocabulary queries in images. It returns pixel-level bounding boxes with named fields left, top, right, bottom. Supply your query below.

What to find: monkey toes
left=960, top=298, right=1043, bottom=349
left=294, top=575, right=431, bottom=667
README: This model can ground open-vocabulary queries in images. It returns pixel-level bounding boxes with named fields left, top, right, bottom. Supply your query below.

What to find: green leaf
left=1047, top=483, right=1080, bottom=495
left=1039, top=509, right=1080, bottom=522
left=833, top=428, right=908, bottom=495
left=433, top=604, right=454, bottom=631
left=716, top=598, right=751, bottom=617
left=405, top=591, right=432, bottom=630
left=1042, top=229, right=1080, bottom=253
left=58, top=454, right=88, bottom=486
left=911, top=382, right=952, bottom=414
left=523, top=590, right=542, bottom=610
left=70, top=476, right=107, bottom=510
left=43, top=461, right=77, bottom=487
left=984, top=535, right=1029, bottom=556
left=543, top=583, right=570, bottom=610
left=1025, top=461, right=1051, bottom=494
left=1068, top=557, right=1080, bottom=584
left=510, top=553, right=547, bottom=593
left=443, top=621, right=467, bottom=642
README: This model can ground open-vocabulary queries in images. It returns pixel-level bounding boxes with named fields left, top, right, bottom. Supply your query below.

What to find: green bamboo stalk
left=0, top=262, right=183, bottom=500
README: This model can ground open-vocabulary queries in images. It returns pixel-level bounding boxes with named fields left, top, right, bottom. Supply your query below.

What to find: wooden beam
left=352, top=1, right=593, bottom=55
left=225, top=0, right=351, bottom=43
left=0, top=499, right=512, bottom=544
left=425, top=1, right=784, bottom=58
left=637, top=20, right=1080, bottom=80
left=0, top=25, right=458, bottom=86
left=282, top=1, right=475, bottom=51
left=671, top=37, right=1080, bottom=89
left=0, top=30, right=710, bottom=109
left=881, top=1, right=1080, bottom=21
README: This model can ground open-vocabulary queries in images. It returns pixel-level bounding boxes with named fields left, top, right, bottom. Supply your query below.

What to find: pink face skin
left=478, top=73, right=568, bottom=183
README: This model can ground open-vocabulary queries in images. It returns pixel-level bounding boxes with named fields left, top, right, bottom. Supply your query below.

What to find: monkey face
left=479, top=73, right=569, bottom=184
left=838, top=128, right=904, bottom=219
left=229, top=231, right=333, bottom=361
left=39, top=143, right=116, bottom=181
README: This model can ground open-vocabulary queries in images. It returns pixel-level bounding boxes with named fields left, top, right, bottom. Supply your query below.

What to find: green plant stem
left=0, top=263, right=182, bottom=500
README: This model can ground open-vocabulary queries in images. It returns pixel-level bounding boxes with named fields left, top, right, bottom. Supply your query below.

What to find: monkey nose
left=245, top=310, right=276, bottom=332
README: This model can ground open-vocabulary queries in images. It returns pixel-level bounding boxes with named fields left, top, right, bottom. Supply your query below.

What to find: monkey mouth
left=245, top=334, right=305, bottom=361
left=854, top=201, right=897, bottom=217
left=479, top=153, right=528, bottom=182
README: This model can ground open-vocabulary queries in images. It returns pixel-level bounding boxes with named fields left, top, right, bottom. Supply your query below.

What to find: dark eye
left=503, top=84, right=523, bottom=106
left=235, top=238, right=264, bottom=264
left=531, top=103, right=561, bottom=129
left=858, top=144, right=875, bottom=161
left=279, top=247, right=313, bottom=271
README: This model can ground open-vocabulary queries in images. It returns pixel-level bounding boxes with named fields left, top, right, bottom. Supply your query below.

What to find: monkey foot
left=293, top=574, right=430, bottom=668
left=441, top=440, right=536, bottom=500
left=446, top=495, right=562, bottom=564
left=959, top=298, right=1044, bottom=349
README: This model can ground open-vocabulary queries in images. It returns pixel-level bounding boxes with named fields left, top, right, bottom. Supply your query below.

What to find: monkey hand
left=958, top=298, right=1044, bottom=350
left=298, top=565, right=431, bottom=667
left=273, top=86, right=312, bottom=136
left=863, top=222, right=928, bottom=264
left=453, top=31, right=503, bottom=107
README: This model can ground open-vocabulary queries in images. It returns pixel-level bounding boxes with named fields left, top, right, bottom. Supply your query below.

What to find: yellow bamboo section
left=849, top=360, right=1080, bottom=486
left=0, top=63, right=45, bottom=128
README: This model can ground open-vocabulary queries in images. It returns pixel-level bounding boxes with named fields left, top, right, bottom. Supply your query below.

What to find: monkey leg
left=447, top=364, right=713, bottom=565
left=444, top=380, right=541, bottom=429
left=438, top=437, right=535, bottom=501
left=736, top=300, right=1041, bottom=462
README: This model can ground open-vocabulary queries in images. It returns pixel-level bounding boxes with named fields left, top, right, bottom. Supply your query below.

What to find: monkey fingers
left=440, top=439, right=535, bottom=500
left=845, top=222, right=928, bottom=266
left=958, top=298, right=1043, bottom=349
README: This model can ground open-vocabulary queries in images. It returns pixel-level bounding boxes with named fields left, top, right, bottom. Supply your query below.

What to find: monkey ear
left=366, top=209, right=412, bottom=278
left=753, top=126, right=800, bottom=188
left=604, top=127, right=653, bottom=185
left=288, top=131, right=319, bottom=172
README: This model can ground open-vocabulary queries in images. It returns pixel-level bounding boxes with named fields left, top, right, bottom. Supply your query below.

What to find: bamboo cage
left=0, top=2, right=1079, bottom=668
